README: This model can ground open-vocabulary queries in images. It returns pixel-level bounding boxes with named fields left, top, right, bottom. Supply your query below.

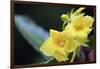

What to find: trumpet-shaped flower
left=40, top=29, right=79, bottom=62
left=40, top=7, right=94, bottom=62
left=40, top=29, right=68, bottom=62
left=64, top=14, right=94, bottom=44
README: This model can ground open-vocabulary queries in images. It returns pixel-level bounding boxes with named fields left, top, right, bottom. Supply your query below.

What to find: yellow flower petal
left=72, top=15, right=85, bottom=29
left=62, top=28, right=76, bottom=39
left=54, top=47, right=69, bottom=62
left=50, top=29, right=61, bottom=39
left=64, top=40, right=79, bottom=53
left=40, top=37, right=57, bottom=56
left=84, top=28, right=92, bottom=34
left=75, top=32, right=88, bottom=43
left=84, top=15, right=94, bottom=28
left=50, top=29, right=65, bottom=47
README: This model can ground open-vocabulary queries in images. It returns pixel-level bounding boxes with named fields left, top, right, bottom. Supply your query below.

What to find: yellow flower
left=64, top=14, right=94, bottom=44
left=64, top=38, right=80, bottom=53
left=40, top=7, right=94, bottom=63
left=40, top=29, right=68, bottom=62
left=40, top=29, right=81, bottom=62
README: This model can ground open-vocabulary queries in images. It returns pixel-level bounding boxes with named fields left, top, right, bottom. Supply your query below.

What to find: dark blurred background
left=14, top=2, right=95, bottom=65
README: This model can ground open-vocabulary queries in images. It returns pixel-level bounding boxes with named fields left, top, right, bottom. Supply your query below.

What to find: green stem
left=62, top=22, right=67, bottom=30
left=76, top=46, right=80, bottom=58
left=70, top=50, right=77, bottom=63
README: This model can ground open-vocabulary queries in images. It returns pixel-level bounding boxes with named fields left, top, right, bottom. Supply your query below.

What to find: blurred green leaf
left=15, top=15, right=52, bottom=64
left=87, top=39, right=94, bottom=48
left=87, top=34, right=94, bottom=48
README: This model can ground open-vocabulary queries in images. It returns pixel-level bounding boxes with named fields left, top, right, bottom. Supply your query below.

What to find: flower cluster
left=40, top=7, right=94, bottom=62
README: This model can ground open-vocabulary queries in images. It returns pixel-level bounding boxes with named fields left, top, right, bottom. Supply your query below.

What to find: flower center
left=54, top=35, right=65, bottom=47
left=59, top=41, right=65, bottom=47
left=74, top=23, right=84, bottom=31
left=57, top=36, right=65, bottom=47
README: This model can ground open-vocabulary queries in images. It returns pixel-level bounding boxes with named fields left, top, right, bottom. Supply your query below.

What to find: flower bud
left=61, top=14, right=68, bottom=22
